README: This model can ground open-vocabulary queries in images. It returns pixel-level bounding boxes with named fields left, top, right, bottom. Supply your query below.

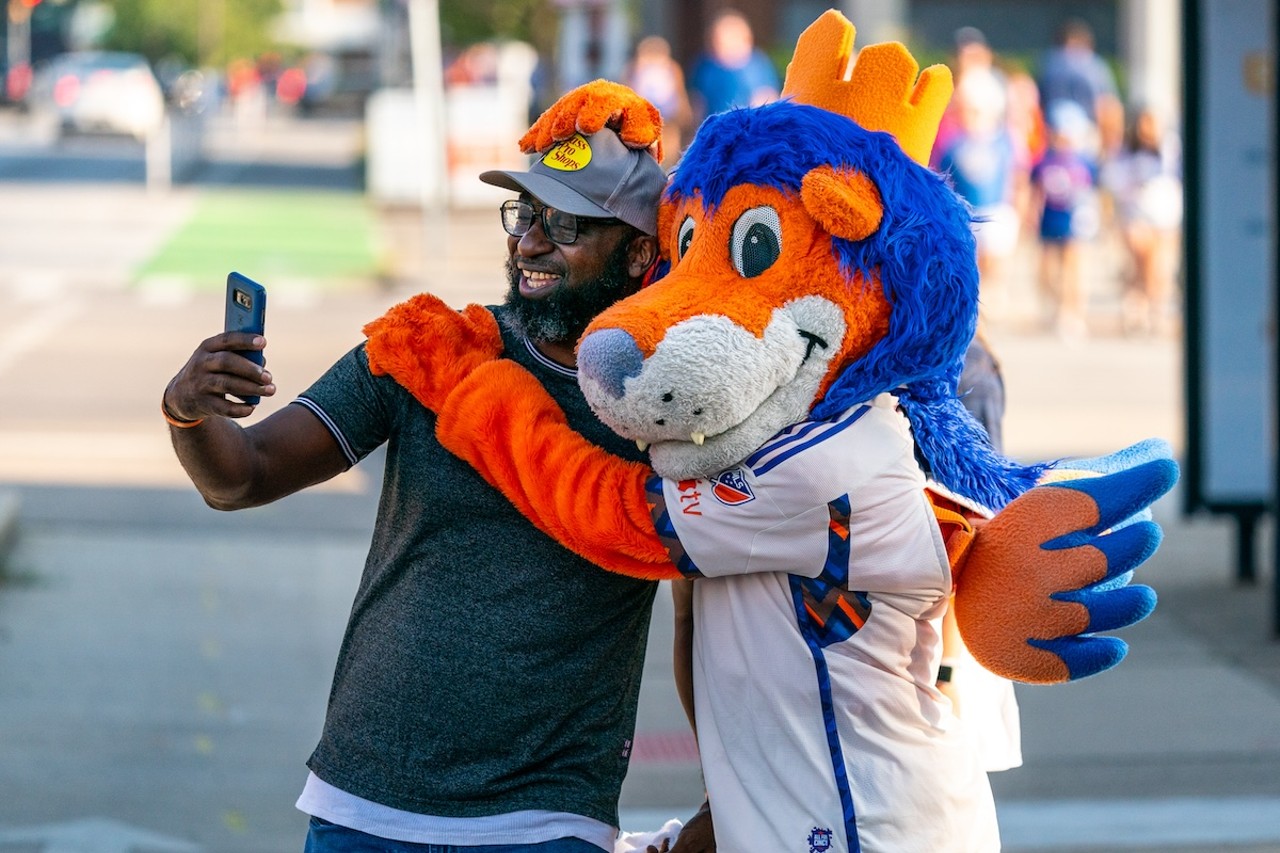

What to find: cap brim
left=478, top=169, right=615, bottom=219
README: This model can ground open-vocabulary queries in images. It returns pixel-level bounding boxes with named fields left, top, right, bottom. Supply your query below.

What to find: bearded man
left=160, top=111, right=697, bottom=851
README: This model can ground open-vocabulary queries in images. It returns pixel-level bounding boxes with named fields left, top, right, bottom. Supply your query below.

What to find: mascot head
left=575, top=11, right=1046, bottom=508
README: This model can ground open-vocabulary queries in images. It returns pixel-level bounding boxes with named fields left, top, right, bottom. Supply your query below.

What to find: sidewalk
left=1, top=480, right=1276, bottom=852
left=0, top=159, right=1277, bottom=850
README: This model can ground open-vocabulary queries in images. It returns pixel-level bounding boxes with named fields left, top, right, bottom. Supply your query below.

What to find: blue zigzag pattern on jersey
left=797, top=495, right=873, bottom=648
left=790, top=494, right=862, bottom=850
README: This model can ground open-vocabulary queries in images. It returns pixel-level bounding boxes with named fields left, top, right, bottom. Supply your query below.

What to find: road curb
left=0, top=490, right=20, bottom=571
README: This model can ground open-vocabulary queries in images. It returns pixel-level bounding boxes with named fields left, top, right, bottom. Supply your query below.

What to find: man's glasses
left=500, top=199, right=619, bottom=245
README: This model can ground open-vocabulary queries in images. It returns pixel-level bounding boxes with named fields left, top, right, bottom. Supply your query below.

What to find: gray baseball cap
left=480, top=129, right=667, bottom=235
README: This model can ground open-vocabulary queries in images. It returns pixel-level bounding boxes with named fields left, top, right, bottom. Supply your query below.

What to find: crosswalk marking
left=996, top=795, right=1280, bottom=849
left=0, top=298, right=82, bottom=377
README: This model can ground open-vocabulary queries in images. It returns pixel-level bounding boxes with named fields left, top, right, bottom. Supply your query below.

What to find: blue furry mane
left=668, top=101, right=1047, bottom=508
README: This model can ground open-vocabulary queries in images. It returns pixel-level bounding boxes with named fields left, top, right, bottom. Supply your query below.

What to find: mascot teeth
left=636, top=439, right=649, bottom=451
left=691, top=432, right=706, bottom=446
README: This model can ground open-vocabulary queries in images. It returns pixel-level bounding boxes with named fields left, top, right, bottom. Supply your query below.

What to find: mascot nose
left=577, top=328, right=645, bottom=399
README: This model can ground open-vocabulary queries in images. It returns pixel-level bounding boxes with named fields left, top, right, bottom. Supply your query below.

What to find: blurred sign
left=365, top=88, right=434, bottom=206
left=365, top=84, right=529, bottom=208
left=365, top=42, right=536, bottom=209
left=444, top=83, right=531, bottom=207
left=1184, top=0, right=1275, bottom=511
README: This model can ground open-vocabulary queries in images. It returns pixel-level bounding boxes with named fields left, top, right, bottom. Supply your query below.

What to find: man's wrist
left=161, top=396, right=204, bottom=429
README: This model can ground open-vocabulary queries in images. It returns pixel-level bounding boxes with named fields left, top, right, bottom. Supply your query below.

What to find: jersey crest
left=711, top=468, right=755, bottom=506
left=808, top=826, right=834, bottom=852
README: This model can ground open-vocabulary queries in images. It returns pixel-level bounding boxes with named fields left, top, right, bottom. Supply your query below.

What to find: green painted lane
left=136, top=190, right=381, bottom=288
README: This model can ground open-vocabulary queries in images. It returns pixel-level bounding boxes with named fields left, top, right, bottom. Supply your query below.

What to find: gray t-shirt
left=295, top=304, right=656, bottom=825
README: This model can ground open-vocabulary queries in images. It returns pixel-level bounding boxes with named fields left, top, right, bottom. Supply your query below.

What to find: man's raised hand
left=164, top=332, right=275, bottom=423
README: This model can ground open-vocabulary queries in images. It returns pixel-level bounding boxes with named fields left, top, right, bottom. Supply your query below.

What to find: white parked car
left=29, top=51, right=166, bottom=141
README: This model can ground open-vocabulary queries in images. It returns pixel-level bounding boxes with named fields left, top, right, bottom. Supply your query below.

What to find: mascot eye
left=730, top=206, right=782, bottom=278
left=677, top=216, right=696, bottom=260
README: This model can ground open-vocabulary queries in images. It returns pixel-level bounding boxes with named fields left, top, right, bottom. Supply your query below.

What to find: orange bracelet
left=162, top=400, right=205, bottom=429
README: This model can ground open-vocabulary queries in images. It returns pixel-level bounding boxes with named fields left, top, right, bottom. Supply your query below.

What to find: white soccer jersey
left=652, top=394, right=1000, bottom=853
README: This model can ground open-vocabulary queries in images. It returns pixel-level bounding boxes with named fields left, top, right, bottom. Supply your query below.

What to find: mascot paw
left=954, top=442, right=1180, bottom=684
left=520, top=80, right=664, bottom=161
left=363, top=293, right=504, bottom=411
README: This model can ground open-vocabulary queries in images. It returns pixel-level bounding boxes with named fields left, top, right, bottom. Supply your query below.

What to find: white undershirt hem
left=297, top=772, right=616, bottom=850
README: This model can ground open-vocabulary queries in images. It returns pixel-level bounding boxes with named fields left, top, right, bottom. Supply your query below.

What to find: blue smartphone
left=225, top=271, right=267, bottom=405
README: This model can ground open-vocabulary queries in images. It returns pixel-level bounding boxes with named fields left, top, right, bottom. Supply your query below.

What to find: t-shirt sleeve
left=292, top=343, right=395, bottom=468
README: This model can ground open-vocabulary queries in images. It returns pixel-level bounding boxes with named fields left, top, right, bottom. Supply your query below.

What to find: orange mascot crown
left=781, top=10, right=951, bottom=165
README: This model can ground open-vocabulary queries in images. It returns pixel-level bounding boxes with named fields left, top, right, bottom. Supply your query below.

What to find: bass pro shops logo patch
left=541, top=133, right=592, bottom=171
left=711, top=468, right=755, bottom=506
left=807, top=826, right=834, bottom=853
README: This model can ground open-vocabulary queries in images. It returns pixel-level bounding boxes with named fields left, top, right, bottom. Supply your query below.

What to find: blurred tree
left=101, top=0, right=283, bottom=67
left=439, top=0, right=554, bottom=53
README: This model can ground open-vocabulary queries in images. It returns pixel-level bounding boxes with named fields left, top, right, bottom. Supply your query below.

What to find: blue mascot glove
left=954, top=440, right=1180, bottom=684
left=1039, top=438, right=1175, bottom=590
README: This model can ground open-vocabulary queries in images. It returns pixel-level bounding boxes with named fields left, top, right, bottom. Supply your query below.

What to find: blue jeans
left=303, top=817, right=604, bottom=853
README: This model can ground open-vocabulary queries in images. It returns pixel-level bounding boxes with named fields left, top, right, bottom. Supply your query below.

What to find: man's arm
left=671, top=579, right=696, bottom=733
left=163, top=331, right=350, bottom=509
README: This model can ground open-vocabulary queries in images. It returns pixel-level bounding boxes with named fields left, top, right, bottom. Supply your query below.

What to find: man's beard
left=503, top=239, right=640, bottom=346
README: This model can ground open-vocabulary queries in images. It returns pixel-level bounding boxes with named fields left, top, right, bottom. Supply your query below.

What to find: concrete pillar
left=1120, top=0, right=1183, bottom=123
left=557, top=3, right=590, bottom=91
left=554, top=0, right=631, bottom=92
left=407, top=0, right=448, bottom=209
left=601, top=0, right=630, bottom=82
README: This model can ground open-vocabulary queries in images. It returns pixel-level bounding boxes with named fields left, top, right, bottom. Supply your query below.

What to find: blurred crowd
left=4, top=7, right=1184, bottom=343
left=927, top=19, right=1183, bottom=341
left=546, top=12, right=1185, bottom=343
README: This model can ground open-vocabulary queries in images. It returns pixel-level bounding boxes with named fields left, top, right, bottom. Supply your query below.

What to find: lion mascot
left=361, top=10, right=1179, bottom=852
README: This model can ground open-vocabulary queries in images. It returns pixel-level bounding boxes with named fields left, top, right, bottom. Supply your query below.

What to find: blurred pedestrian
left=915, top=69, right=1026, bottom=754
left=1104, top=105, right=1184, bottom=336
left=687, top=9, right=780, bottom=122
left=1031, top=101, right=1101, bottom=339
left=1037, top=18, right=1124, bottom=160
left=1004, top=67, right=1049, bottom=233
left=937, top=64, right=1021, bottom=322
left=623, top=35, right=694, bottom=167
left=444, top=42, right=500, bottom=86
left=227, top=57, right=266, bottom=125
left=933, top=26, right=1006, bottom=162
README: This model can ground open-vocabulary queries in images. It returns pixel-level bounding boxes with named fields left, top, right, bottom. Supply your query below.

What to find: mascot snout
left=576, top=328, right=644, bottom=400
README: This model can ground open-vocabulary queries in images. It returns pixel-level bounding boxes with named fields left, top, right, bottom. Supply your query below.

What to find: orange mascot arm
left=363, top=293, right=505, bottom=411
left=436, top=359, right=682, bottom=581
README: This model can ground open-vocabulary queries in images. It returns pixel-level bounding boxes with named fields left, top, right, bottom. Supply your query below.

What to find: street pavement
left=0, top=112, right=1278, bottom=852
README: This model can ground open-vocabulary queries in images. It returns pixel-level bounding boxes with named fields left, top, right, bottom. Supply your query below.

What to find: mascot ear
left=800, top=166, right=883, bottom=242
